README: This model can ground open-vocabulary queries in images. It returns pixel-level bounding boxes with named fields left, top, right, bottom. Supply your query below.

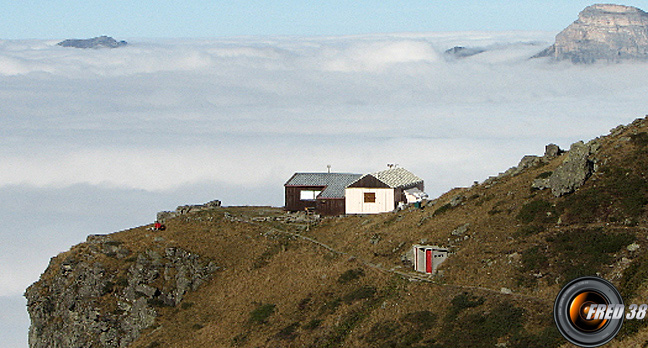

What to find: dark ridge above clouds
left=443, top=41, right=546, bottom=60
left=443, top=46, right=486, bottom=58
left=57, top=36, right=127, bottom=49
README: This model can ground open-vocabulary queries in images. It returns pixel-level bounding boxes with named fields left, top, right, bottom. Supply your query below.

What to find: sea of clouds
left=2, top=31, right=648, bottom=347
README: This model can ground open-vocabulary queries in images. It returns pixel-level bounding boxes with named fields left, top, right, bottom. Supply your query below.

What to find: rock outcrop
left=156, top=199, right=221, bottom=223
left=25, top=234, right=218, bottom=348
left=58, top=36, right=127, bottom=49
left=482, top=143, right=564, bottom=187
left=533, top=4, right=648, bottom=63
left=532, top=140, right=600, bottom=196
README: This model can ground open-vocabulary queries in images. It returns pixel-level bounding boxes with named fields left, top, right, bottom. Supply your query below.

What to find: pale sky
left=4, top=1, right=648, bottom=39
left=4, top=3, right=648, bottom=348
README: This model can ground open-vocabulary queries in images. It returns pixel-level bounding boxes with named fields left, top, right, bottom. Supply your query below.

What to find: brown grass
left=35, top=116, right=648, bottom=347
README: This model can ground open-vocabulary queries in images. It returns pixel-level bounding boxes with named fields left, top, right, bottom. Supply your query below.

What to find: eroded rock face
left=481, top=144, right=564, bottom=188
left=25, top=235, right=218, bottom=348
left=532, top=140, right=600, bottom=196
left=534, top=4, right=648, bottom=63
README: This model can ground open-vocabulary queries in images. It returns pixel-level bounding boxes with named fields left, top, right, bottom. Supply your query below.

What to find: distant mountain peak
left=585, top=3, right=645, bottom=14
left=57, top=36, right=127, bottom=49
left=533, top=3, right=648, bottom=63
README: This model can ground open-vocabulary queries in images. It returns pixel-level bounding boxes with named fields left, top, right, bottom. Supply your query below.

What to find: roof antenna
left=327, top=164, right=331, bottom=173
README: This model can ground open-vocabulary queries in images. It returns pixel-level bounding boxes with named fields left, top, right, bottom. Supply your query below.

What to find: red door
left=426, top=249, right=432, bottom=273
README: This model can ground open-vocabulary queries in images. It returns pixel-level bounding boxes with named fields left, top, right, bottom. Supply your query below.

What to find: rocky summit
left=534, top=4, right=648, bottom=63
left=57, top=36, right=127, bottom=49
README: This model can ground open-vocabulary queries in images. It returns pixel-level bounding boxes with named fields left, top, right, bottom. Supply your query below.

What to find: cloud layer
left=1, top=32, right=646, bottom=199
left=3, top=30, right=648, bottom=347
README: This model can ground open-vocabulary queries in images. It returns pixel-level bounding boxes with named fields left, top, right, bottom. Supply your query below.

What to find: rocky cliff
left=534, top=4, right=648, bottom=63
left=25, top=234, right=218, bottom=348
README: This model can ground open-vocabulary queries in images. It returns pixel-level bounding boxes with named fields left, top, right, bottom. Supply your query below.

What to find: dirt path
left=240, top=217, right=552, bottom=304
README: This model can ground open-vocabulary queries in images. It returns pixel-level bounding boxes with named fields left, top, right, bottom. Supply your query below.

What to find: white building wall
left=345, top=188, right=394, bottom=214
left=432, top=249, right=448, bottom=272
left=415, top=246, right=426, bottom=273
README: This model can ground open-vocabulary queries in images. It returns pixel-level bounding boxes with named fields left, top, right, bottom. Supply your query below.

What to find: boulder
left=627, top=243, right=641, bottom=252
left=451, top=223, right=470, bottom=237
left=532, top=140, right=599, bottom=196
left=512, top=155, right=542, bottom=175
left=544, top=143, right=562, bottom=159
left=449, top=195, right=464, bottom=207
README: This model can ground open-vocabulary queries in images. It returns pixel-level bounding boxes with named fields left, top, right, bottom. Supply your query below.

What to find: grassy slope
left=56, top=116, right=648, bottom=347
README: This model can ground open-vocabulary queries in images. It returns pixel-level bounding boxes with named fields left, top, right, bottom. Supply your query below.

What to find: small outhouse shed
left=412, top=245, right=448, bottom=274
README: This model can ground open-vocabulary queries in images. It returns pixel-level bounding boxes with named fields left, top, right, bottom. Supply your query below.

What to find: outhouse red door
left=425, top=249, right=432, bottom=273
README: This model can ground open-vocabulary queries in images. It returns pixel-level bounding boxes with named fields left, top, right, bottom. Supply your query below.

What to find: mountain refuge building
left=345, top=167, right=425, bottom=214
left=284, top=173, right=363, bottom=216
left=284, top=167, right=426, bottom=216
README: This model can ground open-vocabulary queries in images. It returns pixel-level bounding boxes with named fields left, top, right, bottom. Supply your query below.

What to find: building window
left=364, top=192, right=376, bottom=203
left=300, top=190, right=321, bottom=200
